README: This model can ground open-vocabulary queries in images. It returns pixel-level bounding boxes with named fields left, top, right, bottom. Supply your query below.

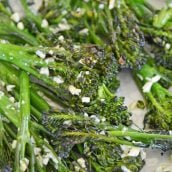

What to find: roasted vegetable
left=135, top=61, right=172, bottom=130
left=0, top=0, right=172, bottom=171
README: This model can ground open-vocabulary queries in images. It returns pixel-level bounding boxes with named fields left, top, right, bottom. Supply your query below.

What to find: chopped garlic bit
left=36, top=50, right=46, bottom=59
left=77, top=158, right=86, bottom=169
left=120, top=145, right=145, bottom=159
left=53, top=76, right=64, bottom=84
left=83, top=112, right=89, bottom=117
left=99, top=4, right=105, bottom=9
left=77, top=71, right=83, bottom=79
left=17, top=22, right=24, bottom=30
left=9, top=96, right=15, bottom=103
left=11, top=12, right=20, bottom=22
left=55, top=45, right=66, bottom=51
left=143, top=75, right=161, bottom=93
left=48, top=50, right=54, bottom=55
left=63, top=120, right=72, bottom=126
left=137, top=74, right=143, bottom=81
left=120, top=145, right=131, bottom=155
left=121, top=166, right=132, bottom=172
left=99, top=130, right=106, bottom=135
left=90, top=115, right=100, bottom=123
left=41, top=19, right=49, bottom=28
left=109, top=0, right=115, bottom=9
left=58, top=35, right=64, bottom=41
left=45, top=58, right=55, bottom=64
left=122, top=127, right=128, bottom=133
left=58, top=23, right=71, bottom=31
left=34, top=147, right=41, bottom=155
left=42, top=155, right=49, bottom=165
left=100, top=98, right=105, bottom=102
left=62, top=10, right=67, bottom=15
left=55, top=19, right=71, bottom=32
left=40, top=67, right=49, bottom=76
left=128, top=147, right=141, bottom=157
left=74, top=165, right=80, bottom=172
left=81, top=97, right=90, bottom=103
left=85, top=71, right=90, bottom=75
left=68, top=85, right=81, bottom=95
left=6, top=85, right=15, bottom=92
left=12, top=140, right=17, bottom=149
left=79, top=28, right=89, bottom=35
left=42, top=145, right=59, bottom=169
left=73, top=45, right=81, bottom=50
left=101, top=117, right=106, bottom=122
left=72, top=8, right=85, bottom=17
left=20, top=158, right=29, bottom=172
left=165, top=43, right=171, bottom=50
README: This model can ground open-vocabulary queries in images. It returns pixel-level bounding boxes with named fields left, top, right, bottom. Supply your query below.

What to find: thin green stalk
left=14, top=71, right=34, bottom=172
left=108, top=130, right=172, bottom=140
left=28, top=140, right=35, bottom=172
left=0, top=94, right=19, bottom=126
left=63, top=131, right=134, bottom=146
left=4, top=123, right=16, bottom=139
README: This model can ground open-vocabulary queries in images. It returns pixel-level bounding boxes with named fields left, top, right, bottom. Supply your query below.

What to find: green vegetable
left=0, top=0, right=172, bottom=171
left=39, top=0, right=145, bottom=68
left=135, top=62, right=172, bottom=130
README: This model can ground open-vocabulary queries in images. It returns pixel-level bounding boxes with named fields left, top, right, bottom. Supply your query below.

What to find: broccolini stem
left=63, top=131, right=134, bottom=146
left=4, top=122, right=16, bottom=139
left=108, top=130, right=172, bottom=140
left=28, top=140, right=35, bottom=172
left=0, top=94, right=19, bottom=126
left=14, top=71, right=34, bottom=172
